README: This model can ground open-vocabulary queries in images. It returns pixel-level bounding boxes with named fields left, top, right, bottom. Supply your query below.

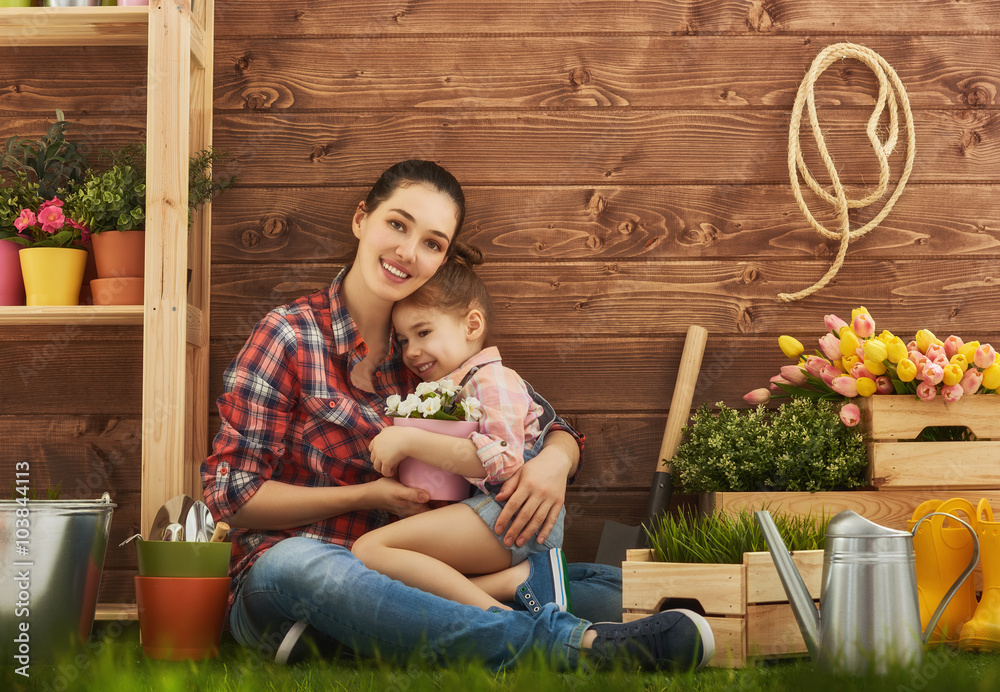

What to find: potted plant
left=624, top=508, right=827, bottom=667
left=384, top=378, right=483, bottom=500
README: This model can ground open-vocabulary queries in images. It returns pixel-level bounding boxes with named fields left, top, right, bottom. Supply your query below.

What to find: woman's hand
left=492, top=432, right=575, bottom=547
left=369, top=476, right=432, bottom=518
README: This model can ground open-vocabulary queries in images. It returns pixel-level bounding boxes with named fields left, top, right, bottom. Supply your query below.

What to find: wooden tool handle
left=656, top=325, right=708, bottom=470
left=210, top=522, right=230, bottom=543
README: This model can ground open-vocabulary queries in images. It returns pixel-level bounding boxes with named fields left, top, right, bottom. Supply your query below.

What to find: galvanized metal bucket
left=0, top=493, right=116, bottom=665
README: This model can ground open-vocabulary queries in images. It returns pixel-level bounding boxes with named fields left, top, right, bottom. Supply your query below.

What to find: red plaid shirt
left=202, top=268, right=582, bottom=610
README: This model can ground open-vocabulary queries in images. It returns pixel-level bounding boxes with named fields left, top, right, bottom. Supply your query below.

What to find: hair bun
left=450, top=241, right=484, bottom=268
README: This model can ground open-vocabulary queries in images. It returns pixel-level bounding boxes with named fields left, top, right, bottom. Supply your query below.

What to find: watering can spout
left=755, top=510, right=821, bottom=660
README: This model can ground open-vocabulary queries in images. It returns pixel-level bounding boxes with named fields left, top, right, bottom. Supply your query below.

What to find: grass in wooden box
left=861, top=395, right=1000, bottom=489
left=622, top=548, right=822, bottom=668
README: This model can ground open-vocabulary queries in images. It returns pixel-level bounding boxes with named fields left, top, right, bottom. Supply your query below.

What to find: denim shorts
left=460, top=491, right=565, bottom=566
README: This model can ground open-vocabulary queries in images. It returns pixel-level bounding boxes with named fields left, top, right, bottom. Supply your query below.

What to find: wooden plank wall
left=2, top=2, right=1000, bottom=605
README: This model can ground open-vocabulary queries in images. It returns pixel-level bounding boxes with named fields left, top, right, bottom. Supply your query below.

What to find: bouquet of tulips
left=744, top=307, right=1000, bottom=427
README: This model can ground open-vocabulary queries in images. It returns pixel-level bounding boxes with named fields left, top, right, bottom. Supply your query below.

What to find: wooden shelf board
left=0, top=7, right=149, bottom=47
left=95, top=602, right=138, bottom=621
left=0, top=305, right=143, bottom=325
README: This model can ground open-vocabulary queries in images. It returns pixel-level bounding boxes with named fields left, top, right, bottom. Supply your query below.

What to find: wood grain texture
left=211, top=110, right=998, bottom=186
left=213, top=35, right=1000, bottom=111
left=211, top=184, right=1000, bottom=263
left=213, top=1, right=1000, bottom=37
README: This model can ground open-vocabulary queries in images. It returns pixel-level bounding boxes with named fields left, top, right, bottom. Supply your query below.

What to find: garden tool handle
left=911, top=511, right=980, bottom=646
left=210, top=522, right=230, bottom=543
left=656, top=325, right=708, bottom=471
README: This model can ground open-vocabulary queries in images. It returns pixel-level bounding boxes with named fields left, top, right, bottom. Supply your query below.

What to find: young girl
left=351, top=243, right=571, bottom=614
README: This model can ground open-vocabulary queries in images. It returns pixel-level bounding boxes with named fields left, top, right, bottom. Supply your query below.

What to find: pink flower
left=909, top=351, right=929, bottom=373
left=975, top=345, right=997, bottom=369
left=68, top=218, right=90, bottom=243
left=804, top=355, right=830, bottom=379
left=916, top=380, right=937, bottom=401
left=932, top=354, right=950, bottom=368
left=921, top=363, right=944, bottom=385
left=780, top=365, right=808, bottom=386
left=852, top=313, right=875, bottom=338
left=769, top=374, right=789, bottom=391
left=37, top=204, right=65, bottom=234
left=850, top=362, right=876, bottom=381
left=818, top=333, right=841, bottom=361
left=943, top=335, right=965, bottom=359
left=840, top=403, right=861, bottom=427
left=962, top=368, right=984, bottom=394
left=831, top=376, right=859, bottom=398
left=825, top=314, right=849, bottom=334
left=13, top=208, right=36, bottom=231
left=925, top=343, right=945, bottom=362
left=39, top=196, right=63, bottom=209
left=941, top=383, right=964, bottom=403
left=743, top=388, right=771, bottom=405
left=821, top=364, right=841, bottom=386
left=906, top=340, right=918, bottom=352
left=876, top=376, right=895, bottom=394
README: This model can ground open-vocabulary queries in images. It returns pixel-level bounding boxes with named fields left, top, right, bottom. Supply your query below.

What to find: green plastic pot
left=135, top=540, right=231, bottom=578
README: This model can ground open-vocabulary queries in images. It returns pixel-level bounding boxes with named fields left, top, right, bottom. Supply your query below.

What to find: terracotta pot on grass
left=135, top=576, right=231, bottom=660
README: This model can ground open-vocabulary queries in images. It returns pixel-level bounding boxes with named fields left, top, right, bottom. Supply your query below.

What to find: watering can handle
left=910, top=511, right=980, bottom=646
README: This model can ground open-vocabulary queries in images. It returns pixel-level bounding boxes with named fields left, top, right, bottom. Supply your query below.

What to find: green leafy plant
left=2, top=110, right=88, bottom=200
left=187, top=146, right=238, bottom=225
left=672, top=397, right=867, bottom=493
left=644, top=506, right=828, bottom=565
left=68, top=143, right=145, bottom=233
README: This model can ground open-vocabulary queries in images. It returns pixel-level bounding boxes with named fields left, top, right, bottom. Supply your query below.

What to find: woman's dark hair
left=397, top=241, right=495, bottom=343
left=362, top=159, right=466, bottom=251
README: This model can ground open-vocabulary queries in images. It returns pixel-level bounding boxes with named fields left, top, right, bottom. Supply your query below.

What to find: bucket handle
left=910, top=511, right=979, bottom=646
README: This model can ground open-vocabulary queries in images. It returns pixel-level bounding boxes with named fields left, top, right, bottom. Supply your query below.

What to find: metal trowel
left=148, top=494, right=195, bottom=541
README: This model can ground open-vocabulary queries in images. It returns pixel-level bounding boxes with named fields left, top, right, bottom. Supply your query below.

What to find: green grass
left=7, top=622, right=1000, bottom=692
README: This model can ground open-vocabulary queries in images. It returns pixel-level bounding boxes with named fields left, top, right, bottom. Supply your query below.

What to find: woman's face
left=352, top=183, right=459, bottom=304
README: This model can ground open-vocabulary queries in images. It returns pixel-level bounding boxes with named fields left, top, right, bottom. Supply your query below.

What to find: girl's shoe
left=514, top=548, right=571, bottom=615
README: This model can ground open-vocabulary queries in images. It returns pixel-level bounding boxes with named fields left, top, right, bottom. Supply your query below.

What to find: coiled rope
left=778, top=42, right=916, bottom=303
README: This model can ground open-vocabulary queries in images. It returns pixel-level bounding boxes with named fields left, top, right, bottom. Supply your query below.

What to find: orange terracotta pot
left=91, top=229, right=145, bottom=279
left=135, top=576, right=231, bottom=660
left=90, top=277, right=144, bottom=305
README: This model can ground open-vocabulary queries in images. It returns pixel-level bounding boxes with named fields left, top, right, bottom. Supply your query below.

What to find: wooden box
left=860, top=396, right=1000, bottom=489
left=622, top=548, right=823, bottom=668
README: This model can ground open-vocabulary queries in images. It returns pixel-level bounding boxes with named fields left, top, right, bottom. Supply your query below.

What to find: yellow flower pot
left=19, top=246, right=88, bottom=306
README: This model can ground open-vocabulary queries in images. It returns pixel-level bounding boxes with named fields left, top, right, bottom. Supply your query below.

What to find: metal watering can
left=756, top=509, right=979, bottom=675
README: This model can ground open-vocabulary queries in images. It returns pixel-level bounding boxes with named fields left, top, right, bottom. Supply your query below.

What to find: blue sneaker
left=515, top=548, right=571, bottom=615
left=586, top=609, right=715, bottom=671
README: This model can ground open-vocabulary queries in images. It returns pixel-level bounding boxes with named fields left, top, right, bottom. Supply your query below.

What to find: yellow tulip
left=959, top=341, right=981, bottom=362
left=778, top=335, right=804, bottom=360
left=886, top=338, right=908, bottom=364
left=949, top=353, right=970, bottom=372
left=877, top=329, right=896, bottom=343
left=865, top=358, right=888, bottom=376
left=942, top=364, right=964, bottom=386
left=841, top=354, right=860, bottom=372
left=833, top=358, right=844, bottom=372
left=839, top=328, right=861, bottom=357
left=856, top=377, right=877, bottom=397
left=863, top=340, right=888, bottom=364
left=916, top=329, right=943, bottom=353
left=984, top=363, right=1000, bottom=390
left=897, top=358, right=917, bottom=382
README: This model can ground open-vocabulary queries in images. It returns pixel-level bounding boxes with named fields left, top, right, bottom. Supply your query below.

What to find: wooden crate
left=861, top=396, right=1000, bottom=489
left=622, top=548, right=823, bottom=668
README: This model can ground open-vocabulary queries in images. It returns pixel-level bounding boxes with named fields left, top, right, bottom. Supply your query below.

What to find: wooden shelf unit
left=0, top=1, right=214, bottom=620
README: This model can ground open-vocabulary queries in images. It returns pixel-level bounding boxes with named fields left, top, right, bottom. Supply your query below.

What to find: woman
left=201, top=160, right=713, bottom=670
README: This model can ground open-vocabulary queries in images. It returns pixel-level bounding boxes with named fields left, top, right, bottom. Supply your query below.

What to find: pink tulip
left=821, top=364, right=842, bottom=386
left=925, top=343, right=945, bottom=362
left=818, top=333, right=842, bottom=361
left=852, top=313, right=875, bottom=338
left=975, top=344, right=997, bottom=369
left=744, top=388, right=771, bottom=405
left=941, top=383, right=964, bottom=403
left=943, top=335, right=965, bottom=359
left=831, top=376, right=859, bottom=398
left=909, top=351, right=929, bottom=372
left=804, top=355, right=830, bottom=379
left=825, top=314, right=849, bottom=334
left=876, top=376, right=895, bottom=394
left=962, top=368, right=984, bottom=395
left=850, top=362, right=876, bottom=380
left=916, top=380, right=937, bottom=401
left=933, top=354, right=950, bottom=368
left=780, top=365, right=808, bottom=386
left=840, top=403, right=861, bottom=427
left=906, top=340, right=918, bottom=353
left=921, top=363, right=944, bottom=385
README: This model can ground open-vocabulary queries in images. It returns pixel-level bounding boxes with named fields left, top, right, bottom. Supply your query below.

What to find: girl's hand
left=369, top=477, right=431, bottom=518
left=368, top=426, right=413, bottom=477
left=492, top=448, right=570, bottom=548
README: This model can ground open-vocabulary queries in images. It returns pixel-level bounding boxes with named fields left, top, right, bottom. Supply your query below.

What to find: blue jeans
left=228, top=537, right=623, bottom=670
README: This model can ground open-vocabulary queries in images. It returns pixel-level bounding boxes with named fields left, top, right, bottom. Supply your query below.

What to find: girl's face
left=392, top=303, right=484, bottom=382
left=352, top=183, right=460, bottom=305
